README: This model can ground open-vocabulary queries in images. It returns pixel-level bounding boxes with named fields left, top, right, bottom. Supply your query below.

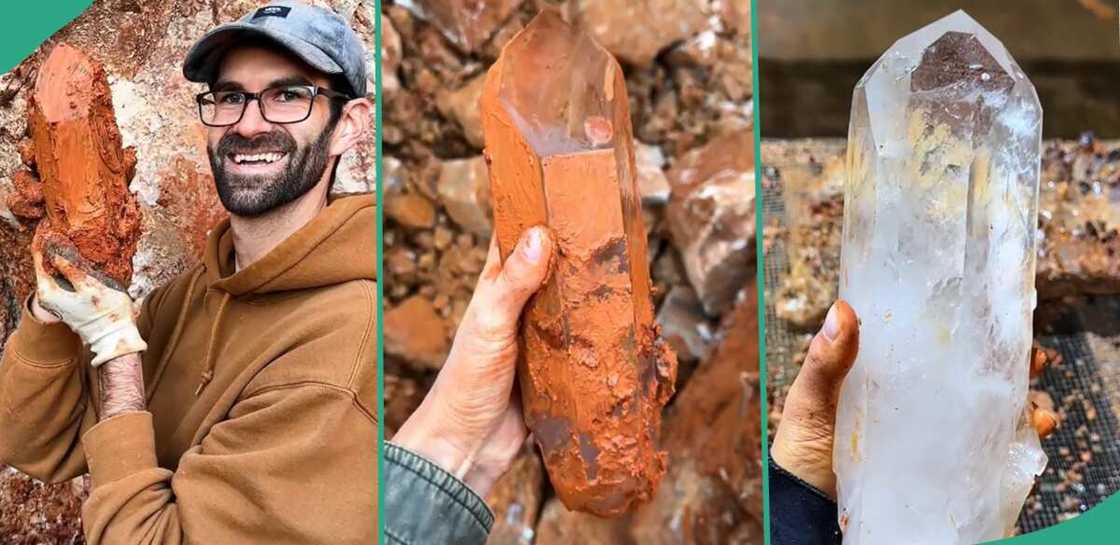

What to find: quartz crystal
left=834, top=11, right=1046, bottom=544
left=480, top=9, right=677, bottom=517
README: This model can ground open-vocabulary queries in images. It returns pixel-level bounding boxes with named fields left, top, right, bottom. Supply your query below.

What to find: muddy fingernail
left=523, top=228, right=543, bottom=263
left=822, top=302, right=841, bottom=342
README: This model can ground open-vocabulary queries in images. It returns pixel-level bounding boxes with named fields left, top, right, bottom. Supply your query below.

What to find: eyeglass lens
left=199, top=86, right=316, bottom=126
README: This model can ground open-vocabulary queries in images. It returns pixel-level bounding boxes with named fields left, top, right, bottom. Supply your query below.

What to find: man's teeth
left=232, top=152, right=285, bottom=164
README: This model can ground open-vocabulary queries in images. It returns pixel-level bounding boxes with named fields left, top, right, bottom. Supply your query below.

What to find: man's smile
left=225, top=151, right=290, bottom=176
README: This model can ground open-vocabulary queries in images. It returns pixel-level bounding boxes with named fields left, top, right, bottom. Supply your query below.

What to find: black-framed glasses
left=196, top=85, right=352, bottom=127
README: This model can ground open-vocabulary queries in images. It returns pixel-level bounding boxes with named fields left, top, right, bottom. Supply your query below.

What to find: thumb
left=491, top=226, right=553, bottom=311
left=468, top=226, right=554, bottom=341
left=772, top=299, right=860, bottom=497
left=449, top=226, right=554, bottom=357
left=795, top=300, right=860, bottom=403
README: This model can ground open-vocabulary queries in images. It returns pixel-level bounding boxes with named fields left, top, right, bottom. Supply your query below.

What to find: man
left=0, top=1, right=375, bottom=543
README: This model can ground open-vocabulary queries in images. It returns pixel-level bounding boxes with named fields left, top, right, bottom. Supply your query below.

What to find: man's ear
left=328, top=97, right=373, bottom=157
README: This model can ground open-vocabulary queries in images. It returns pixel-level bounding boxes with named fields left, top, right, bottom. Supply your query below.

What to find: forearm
left=0, top=296, right=93, bottom=481
left=97, top=352, right=146, bottom=419
left=393, top=400, right=512, bottom=497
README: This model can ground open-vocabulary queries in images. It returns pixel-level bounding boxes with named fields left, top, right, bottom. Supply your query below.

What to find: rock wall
left=0, top=1, right=374, bottom=541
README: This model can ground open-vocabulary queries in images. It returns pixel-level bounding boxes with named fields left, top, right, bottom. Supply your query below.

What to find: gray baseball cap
left=183, top=0, right=367, bottom=97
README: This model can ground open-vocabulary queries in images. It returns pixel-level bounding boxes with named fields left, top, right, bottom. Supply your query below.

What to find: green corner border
left=0, top=3, right=92, bottom=73
left=375, top=2, right=385, bottom=545
left=989, top=492, right=1120, bottom=543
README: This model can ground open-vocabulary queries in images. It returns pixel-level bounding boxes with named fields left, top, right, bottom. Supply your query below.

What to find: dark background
left=758, top=0, right=1120, bottom=138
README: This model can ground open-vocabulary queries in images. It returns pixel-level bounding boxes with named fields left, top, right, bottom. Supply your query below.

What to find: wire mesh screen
left=762, top=162, right=803, bottom=400
left=1021, top=309, right=1120, bottom=530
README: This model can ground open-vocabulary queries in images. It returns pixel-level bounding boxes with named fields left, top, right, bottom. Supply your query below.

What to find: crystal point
left=835, top=11, right=1045, bottom=544
left=480, top=9, right=677, bottom=517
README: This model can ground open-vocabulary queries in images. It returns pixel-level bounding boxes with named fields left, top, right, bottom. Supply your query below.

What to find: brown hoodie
left=0, top=194, right=377, bottom=544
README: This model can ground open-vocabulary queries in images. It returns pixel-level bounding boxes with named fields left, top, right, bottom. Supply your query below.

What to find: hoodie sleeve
left=0, top=296, right=94, bottom=482
left=79, top=383, right=377, bottom=545
left=0, top=284, right=169, bottom=483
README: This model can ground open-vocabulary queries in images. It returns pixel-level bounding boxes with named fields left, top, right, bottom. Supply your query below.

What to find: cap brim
left=183, top=23, right=343, bottom=86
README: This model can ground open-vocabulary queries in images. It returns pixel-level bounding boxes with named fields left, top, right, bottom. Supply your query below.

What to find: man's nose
left=230, top=98, right=273, bottom=138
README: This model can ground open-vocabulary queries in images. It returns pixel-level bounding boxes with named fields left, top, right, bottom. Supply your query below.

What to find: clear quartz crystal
left=834, top=11, right=1046, bottom=544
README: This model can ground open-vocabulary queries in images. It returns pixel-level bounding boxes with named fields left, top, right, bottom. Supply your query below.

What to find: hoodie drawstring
left=195, top=291, right=231, bottom=397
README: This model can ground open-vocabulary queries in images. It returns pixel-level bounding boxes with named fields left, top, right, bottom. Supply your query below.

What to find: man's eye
left=273, top=88, right=312, bottom=102
left=217, top=93, right=244, bottom=105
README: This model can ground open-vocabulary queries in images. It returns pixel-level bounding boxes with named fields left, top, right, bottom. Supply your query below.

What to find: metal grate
left=1020, top=321, right=1120, bottom=531
left=761, top=164, right=805, bottom=400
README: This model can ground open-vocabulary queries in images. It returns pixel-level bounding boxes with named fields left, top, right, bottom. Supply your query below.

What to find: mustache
left=215, top=130, right=296, bottom=157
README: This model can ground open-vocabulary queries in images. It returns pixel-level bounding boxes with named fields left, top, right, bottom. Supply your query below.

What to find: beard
left=207, top=121, right=337, bottom=217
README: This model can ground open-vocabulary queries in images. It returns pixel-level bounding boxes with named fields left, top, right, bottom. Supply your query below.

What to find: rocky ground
left=381, top=1, right=759, bottom=543
left=0, top=1, right=374, bottom=542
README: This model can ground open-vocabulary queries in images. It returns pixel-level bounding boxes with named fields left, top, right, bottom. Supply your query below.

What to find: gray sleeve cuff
left=384, top=442, right=494, bottom=545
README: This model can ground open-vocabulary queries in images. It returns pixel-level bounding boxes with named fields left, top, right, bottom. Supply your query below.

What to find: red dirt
left=27, top=43, right=140, bottom=287
left=7, top=170, right=45, bottom=221
left=481, top=11, right=677, bottom=517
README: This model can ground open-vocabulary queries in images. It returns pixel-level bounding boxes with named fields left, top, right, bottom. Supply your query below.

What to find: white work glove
left=33, top=242, right=146, bottom=367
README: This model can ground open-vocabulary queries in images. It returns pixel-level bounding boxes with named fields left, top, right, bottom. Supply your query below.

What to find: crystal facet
left=834, top=11, right=1046, bottom=544
left=480, top=10, right=677, bottom=517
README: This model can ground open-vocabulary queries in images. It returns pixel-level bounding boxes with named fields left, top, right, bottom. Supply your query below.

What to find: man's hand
left=33, top=235, right=146, bottom=367
left=771, top=300, right=1059, bottom=499
left=772, top=300, right=860, bottom=498
left=393, top=226, right=553, bottom=498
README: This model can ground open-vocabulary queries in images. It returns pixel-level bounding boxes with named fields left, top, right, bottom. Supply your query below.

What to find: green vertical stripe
left=751, top=0, right=769, bottom=543
left=374, top=2, right=386, bottom=545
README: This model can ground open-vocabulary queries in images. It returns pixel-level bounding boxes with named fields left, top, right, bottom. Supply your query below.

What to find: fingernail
left=822, top=303, right=841, bottom=342
left=522, top=228, right=543, bottom=263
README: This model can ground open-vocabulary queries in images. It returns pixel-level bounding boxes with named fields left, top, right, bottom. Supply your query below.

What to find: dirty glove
left=33, top=241, right=146, bottom=367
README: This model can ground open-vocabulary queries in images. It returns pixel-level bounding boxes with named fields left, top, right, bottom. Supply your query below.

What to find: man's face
left=206, top=46, right=339, bottom=217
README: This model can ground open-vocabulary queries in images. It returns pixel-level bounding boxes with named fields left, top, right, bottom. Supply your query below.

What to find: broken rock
left=383, top=295, right=449, bottom=370
left=485, top=445, right=544, bottom=545
left=570, top=0, right=709, bottom=67
left=533, top=498, right=632, bottom=545
left=381, top=13, right=403, bottom=93
left=436, top=73, right=487, bottom=148
left=655, top=285, right=713, bottom=363
left=385, top=191, right=437, bottom=230
left=631, top=279, right=764, bottom=545
left=438, top=156, right=492, bottom=237
left=401, top=0, right=525, bottom=53
left=636, top=142, right=671, bottom=205
left=481, top=10, right=677, bottom=517
left=666, top=128, right=756, bottom=316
